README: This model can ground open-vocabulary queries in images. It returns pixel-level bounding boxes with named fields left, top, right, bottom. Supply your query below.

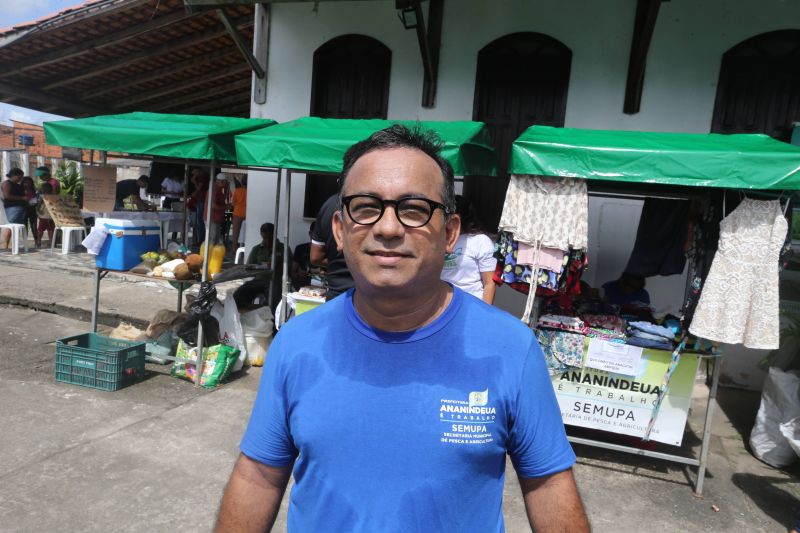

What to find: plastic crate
left=55, top=333, right=146, bottom=391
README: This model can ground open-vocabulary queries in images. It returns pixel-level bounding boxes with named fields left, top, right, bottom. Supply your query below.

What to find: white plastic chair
left=0, top=207, right=28, bottom=255
left=235, top=246, right=246, bottom=264
left=52, top=225, right=87, bottom=255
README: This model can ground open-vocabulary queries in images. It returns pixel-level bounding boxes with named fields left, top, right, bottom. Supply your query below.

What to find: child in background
left=20, top=176, right=40, bottom=247
left=36, top=182, right=55, bottom=247
left=231, top=175, right=247, bottom=253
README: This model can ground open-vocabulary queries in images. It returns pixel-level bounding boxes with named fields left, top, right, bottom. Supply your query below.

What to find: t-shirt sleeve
left=507, top=338, right=576, bottom=478
left=240, top=332, right=298, bottom=466
left=474, top=235, right=497, bottom=273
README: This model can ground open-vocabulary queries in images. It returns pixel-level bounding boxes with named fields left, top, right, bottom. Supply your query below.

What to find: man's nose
left=372, top=204, right=405, bottom=239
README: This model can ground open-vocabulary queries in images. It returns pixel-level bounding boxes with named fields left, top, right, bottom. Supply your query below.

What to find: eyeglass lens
left=348, top=196, right=434, bottom=227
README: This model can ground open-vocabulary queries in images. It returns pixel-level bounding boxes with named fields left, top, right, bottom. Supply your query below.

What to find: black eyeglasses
left=341, top=194, right=450, bottom=228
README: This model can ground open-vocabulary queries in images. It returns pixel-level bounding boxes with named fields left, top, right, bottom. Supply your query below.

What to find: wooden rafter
left=83, top=46, right=238, bottom=99
left=113, top=63, right=250, bottom=109
left=623, top=0, right=666, bottom=114
left=0, top=10, right=194, bottom=77
left=40, top=15, right=253, bottom=91
left=0, top=80, right=106, bottom=116
left=148, top=78, right=250, bottom=112
left=180, top=91, right=251, bottom=114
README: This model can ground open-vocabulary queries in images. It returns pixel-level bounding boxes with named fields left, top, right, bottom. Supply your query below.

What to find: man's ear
left=444, top=214, right=461, bottom=254
left=332, top=210, right=345, bottom=252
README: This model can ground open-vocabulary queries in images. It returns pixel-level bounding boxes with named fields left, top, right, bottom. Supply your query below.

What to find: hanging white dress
left=689, top=198, right=788, bottom=349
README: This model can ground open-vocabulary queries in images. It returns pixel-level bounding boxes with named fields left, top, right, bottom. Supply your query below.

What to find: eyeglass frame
left=340, top=194, right=452, bottom=228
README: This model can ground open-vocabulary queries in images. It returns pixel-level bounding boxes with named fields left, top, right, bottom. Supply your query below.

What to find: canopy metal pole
left=267, top=169, right=282, bottom=308
left=694, top=355, right=723, bottom=496
left=194, top=162, right=216, bottom=386
left=281, top=170, right=291, bottom=325
left=182, top=162, right=189, bottom=246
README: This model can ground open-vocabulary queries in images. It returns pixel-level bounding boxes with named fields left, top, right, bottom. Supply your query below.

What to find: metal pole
left=182, top=162, right=189, bottom=246
left=267, top=169, right=282, bottom=308
left=194, top=162, right=215, bottom=386
left=91, top=269, right=101, bottom=333
left=694, top=355, right=723, bottom=496
left=177, top=284, right=184, bottom=313
left=281, top=170, right=291, bottom=325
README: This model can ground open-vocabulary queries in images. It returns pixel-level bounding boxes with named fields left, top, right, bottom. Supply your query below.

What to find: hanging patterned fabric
left=689, top=198, right=788, bottom=350
left=498, top=175, right=589, bottom=323
left=498, top=175, right=588, bottom=250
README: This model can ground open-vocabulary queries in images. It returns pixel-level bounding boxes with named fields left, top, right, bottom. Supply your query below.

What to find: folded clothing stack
left=582, top=314, right=626, bottom=333
left=537, top=314, right=587, bottom=334
left=626, top=321, right=675, bottom=350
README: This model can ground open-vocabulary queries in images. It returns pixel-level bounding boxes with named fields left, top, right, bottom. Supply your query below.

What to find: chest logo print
left=439, top=389, right=495, bottom=445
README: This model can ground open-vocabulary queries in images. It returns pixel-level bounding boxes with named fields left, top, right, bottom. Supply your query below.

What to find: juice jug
left=208, top=242, right=226, bottom=276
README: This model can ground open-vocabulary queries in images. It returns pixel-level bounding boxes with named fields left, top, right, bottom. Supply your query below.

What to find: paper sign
left=584, top=338, right=643, bottom=376
left=82, top=165, right=117, bottom=212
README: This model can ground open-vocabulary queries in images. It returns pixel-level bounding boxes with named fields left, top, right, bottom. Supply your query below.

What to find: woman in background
left=20, top=176, right=39, bottom=247
left=230, top=175, right=247, bottom=253
left=440, top=195, right=497, bottom=304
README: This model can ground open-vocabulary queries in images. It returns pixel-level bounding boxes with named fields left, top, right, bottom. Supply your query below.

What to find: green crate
left=55, top=333, right=146, bottom=391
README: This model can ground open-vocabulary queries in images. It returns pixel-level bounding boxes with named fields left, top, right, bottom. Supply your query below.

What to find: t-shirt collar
left=344, top=284, right=462, bottom=343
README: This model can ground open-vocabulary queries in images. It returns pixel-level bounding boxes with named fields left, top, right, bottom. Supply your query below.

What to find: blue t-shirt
left=240, top=287, right=575, bottom=532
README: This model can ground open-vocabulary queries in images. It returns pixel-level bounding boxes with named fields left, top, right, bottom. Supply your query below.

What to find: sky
left=0, top=0, right=82, bottom=125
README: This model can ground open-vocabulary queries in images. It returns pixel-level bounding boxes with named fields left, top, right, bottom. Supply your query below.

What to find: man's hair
left=137, top=175, right=149, bottom=186
left=260, top=222, right=275, bottom=236
left=339, top=124, right=456, bottom=214
left=40, top=182, right=53, bottom=193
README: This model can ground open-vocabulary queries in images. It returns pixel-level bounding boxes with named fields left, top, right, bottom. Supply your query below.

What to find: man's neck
left=352, top=282, right=453, bottom=332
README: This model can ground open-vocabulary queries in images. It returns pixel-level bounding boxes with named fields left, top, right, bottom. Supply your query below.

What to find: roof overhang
left=0, top=0, right=255, bottom=118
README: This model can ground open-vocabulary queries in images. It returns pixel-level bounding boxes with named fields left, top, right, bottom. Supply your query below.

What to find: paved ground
left=0, top=247, right=798, bottom=532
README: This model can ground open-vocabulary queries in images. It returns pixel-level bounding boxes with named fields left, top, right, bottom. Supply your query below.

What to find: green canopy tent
left=510, top=125, right=800, bottom=190
left=45, top=112, right=277, bottom=386
left=508, top=124, right=800, bottom=496
left=234, top=116, right=498, bottom=324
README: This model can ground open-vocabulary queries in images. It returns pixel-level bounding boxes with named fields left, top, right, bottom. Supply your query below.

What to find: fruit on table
left=173, top=263, right=193, bottom=280
left=185, top=254, right=203, bottom=273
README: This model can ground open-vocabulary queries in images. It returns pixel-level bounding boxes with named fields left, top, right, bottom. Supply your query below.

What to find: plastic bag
left=189, top=281, right=217, bottom=315
left=241, top=306, right=273, bottom=366
left=213, top=292, right=247, bottom=372
left=749, top=367, right=800, bottom=467
left=176, top=315, right=219, bottom=347
left=779, top=417, right=800, bottom=458
left=171, top=339, right=240, bottom=388
left=145, top=309, right=187, bottom=339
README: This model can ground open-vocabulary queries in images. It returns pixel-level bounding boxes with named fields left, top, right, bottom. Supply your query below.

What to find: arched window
left=468, top=32, right=571, bottom=230
left=304, top=35, right=391, bottom=216
left=711, top=30, right=800, bottom=141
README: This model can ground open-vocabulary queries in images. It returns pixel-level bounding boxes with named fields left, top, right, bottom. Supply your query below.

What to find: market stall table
left=506, top=125, right=800, bottom=495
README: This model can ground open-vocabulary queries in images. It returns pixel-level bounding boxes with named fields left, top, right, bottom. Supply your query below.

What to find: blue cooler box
left=95, top=218, right=161, bottom=271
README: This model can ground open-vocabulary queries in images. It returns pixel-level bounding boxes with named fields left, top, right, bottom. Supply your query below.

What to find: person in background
left=311, top=193, right=353, bottom=300
left=35, top=166, right=59, bottom=195
left=36, top=182, right=55, bottom=246
left=2, top=168, right=27, bottom=250
left=210, top=173, right=231, bottom=244
left=114, top=175, right=150, bottom=210
left=440, top=195, right=497, bottom=304
left=234, top=222, right=292, bottom=312
left=160, top=173, right=184, bottom=209
left=290, top=221, right=314, bottom=291
left=602, top=272, right=651, bottom=306
left=20, top=176, right=39, bottom=247
left=231, top=175, right=247, bottom=253
left=187, top=169, right=209, bottom=247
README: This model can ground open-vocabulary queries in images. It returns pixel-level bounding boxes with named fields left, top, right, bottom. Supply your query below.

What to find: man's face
left=333, top=147, right=460, bottom=296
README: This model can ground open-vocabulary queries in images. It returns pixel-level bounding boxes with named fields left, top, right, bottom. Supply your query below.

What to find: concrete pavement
left=0, top=248, right=798, bottom=531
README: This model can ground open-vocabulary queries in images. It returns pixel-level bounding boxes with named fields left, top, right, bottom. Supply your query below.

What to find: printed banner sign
left=82, top=165, right=117, bottom=212
left=551, top=348, right=700, bottom=446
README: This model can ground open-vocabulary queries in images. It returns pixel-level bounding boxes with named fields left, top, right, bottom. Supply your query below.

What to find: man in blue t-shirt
left=216, top=126, right=589, bottom=532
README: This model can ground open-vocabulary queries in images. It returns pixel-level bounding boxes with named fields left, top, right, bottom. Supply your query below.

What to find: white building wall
left=246, top=1, right=800, bottom=390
